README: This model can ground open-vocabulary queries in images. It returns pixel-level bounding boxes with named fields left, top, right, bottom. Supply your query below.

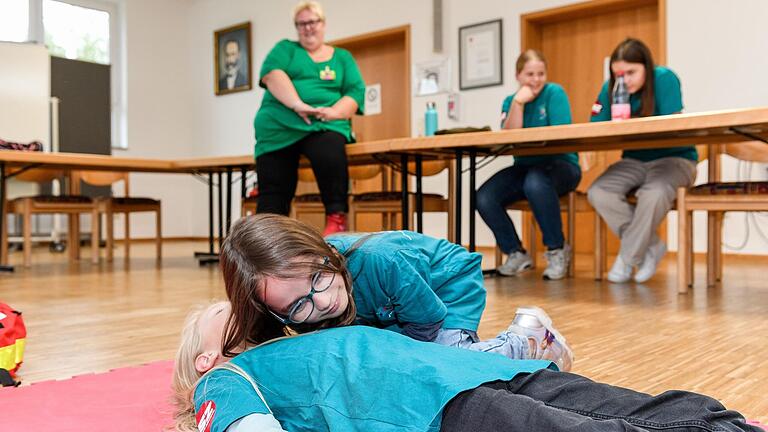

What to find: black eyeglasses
left=295, top=19, right=323, bottom=29
left=268, top=257, right=336, bottom=324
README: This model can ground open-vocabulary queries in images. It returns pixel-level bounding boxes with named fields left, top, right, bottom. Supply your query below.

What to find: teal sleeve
left=194, top=370, right=271, bottom=432
left=340, top=50, right=366, bottom=114
left=384, top=251, right=448, bottom=327
left=547, top=85, right=572, bottom=125
left=500, top=95, right=514, bottom=128
left=654, top=69, right=683, bottom=115
left=590, top=81, right=611, bottom=123
left=259, top=40, right=293, bottom=88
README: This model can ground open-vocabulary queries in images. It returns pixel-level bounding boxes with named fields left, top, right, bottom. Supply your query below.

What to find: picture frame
left=458, top=19, right=503, bottom=90
left=214, top=22, right=252, bottom=96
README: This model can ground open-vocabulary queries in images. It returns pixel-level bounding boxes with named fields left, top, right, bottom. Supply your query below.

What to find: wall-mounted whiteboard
left=0, top=42, right=50, bottom=150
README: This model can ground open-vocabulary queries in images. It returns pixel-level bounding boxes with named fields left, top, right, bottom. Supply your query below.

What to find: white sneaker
left=634, top=239, right=667, bottom=283
left=507, top=306, right=574, bottom=372
left=607, top=255, right=633, bottom=283
left=542, top=244, right=571, bottom=280
left=497, top=250, right=533, bottom=276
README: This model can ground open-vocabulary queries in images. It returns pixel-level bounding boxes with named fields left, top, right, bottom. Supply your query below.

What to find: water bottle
left=425, top=102, right=438, bottom=136
left=611, top=72, right=631, bottom=120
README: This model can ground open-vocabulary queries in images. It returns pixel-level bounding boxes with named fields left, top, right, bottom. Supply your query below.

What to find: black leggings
left=441, top=369, right=758, bottom=432
left=256, top=131, right=349, bottom=216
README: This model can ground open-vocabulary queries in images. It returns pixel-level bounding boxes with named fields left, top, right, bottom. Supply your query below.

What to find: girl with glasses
left=172, top=301, right=765, bottom=432
left=220, top=214, right=573, bottom=372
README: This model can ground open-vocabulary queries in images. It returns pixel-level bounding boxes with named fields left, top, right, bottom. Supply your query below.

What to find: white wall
left=666, top=0, right=768, bottom=254
left=118, top=0, right=768, bottom=254
left=113, top=0, right=208, bottom=239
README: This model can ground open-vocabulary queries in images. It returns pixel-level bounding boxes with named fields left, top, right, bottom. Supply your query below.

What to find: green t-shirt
left=253, top=39, right=366, bottom=158
left=326, top=231, right=486, bottom=332
left=590, top=66, right=697, bottom=162
left=500, top=82, right=579, bottom=167
left=194, top=326, right=554, bottom=432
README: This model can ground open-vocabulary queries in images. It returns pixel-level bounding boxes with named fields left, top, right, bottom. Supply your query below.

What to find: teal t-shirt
left=501, top=82, right=579, bottom=167
left=326, top=231, right=485, bottom=332
left=194, top=326, right=555, bottom=432
left=590, top=66, right=697, bottom=162
left=254, top=39, right=366, bottom=158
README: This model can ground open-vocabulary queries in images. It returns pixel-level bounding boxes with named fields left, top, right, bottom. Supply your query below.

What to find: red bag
left=0, top=303, right=26, bottom=382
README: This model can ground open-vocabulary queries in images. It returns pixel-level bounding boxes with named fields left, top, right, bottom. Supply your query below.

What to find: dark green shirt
left=590, top=66, right=697, bottom=162
left=253, top=39, right=366, bottom=158
left=501, top=82, right=579, bottom=167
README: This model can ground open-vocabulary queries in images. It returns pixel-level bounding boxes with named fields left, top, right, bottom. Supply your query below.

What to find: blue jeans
left=477, top=160, right=582, bottom=253
left=434, top=328, right=529, bottom=360
left=441, top=369, right=760, bottom=432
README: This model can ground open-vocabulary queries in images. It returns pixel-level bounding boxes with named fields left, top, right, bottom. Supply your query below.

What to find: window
left=43, top=0, right=110, bottom=64
left=4, top=0, right=125, bottom=149
left=0, top=0, right=30, bottom=42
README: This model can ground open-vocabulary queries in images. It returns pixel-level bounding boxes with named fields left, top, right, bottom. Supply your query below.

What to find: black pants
left=441, top=369, right=759, bottom=432
left=256, top=131, right=349, bottom=216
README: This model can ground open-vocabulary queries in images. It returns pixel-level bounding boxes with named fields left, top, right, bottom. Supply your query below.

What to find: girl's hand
left=314, top=106, right=344, bottom=122
left=292, top=101, right=320, bottom=125
left=513, top=85, right=536, bottom=105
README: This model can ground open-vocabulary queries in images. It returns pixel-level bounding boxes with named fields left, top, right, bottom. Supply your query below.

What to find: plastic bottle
left=611, top=72, right=631, bottom=121
left=425, top=102, right=438, bottom=136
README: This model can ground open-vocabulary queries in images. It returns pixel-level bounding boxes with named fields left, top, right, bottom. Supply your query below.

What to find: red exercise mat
left=0, top=360, right=174, bottom=431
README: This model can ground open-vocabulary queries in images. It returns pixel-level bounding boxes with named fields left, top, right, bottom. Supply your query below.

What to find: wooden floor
left=1, top=241, right=766, bottom=422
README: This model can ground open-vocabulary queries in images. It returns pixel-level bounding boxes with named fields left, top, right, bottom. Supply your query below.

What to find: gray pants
left=587, top=157, right=697, bottom=265
left=435, top=328, right=529, bottom=360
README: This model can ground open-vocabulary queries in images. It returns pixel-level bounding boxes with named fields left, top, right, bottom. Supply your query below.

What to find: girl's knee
left=522, top=173, right=552, bottom=196
left=636, top=182, right=675, bottom=204
left=476, top=186, right=498, bottom=214
left=587, top=183, right=609, bottom=206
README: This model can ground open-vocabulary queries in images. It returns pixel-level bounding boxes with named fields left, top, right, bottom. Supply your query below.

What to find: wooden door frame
left=521, top=0, right=666, bottom=64
left=331, top=24, right=412, bottom=136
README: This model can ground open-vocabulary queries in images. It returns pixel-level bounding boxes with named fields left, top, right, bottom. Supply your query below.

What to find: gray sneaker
left=497, top=250, right=533, bottom=276
left=507, top=306, right=574, bottom=372
left=542, top=243, right=571, bottom=280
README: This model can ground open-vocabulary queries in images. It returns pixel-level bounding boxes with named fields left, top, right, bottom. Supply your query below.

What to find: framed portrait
left=459, top=19, right=503, bottom=90
left=214, top=22, right=252, bottom=95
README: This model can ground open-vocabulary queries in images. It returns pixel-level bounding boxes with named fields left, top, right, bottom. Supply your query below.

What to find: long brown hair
left=609, top=38, right=656, bottom=117
left=219, top=214, right=357, bottom=357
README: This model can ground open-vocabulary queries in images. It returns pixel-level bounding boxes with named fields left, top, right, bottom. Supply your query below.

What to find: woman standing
left=254, top=1, right=365, bottom=236
left=476, top=50, right=581, bottom=280
left=588, top=38, right=697, bottom=283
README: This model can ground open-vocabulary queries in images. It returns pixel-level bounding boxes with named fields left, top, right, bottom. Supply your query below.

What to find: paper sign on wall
left=365, top=83, right=382, bottom=115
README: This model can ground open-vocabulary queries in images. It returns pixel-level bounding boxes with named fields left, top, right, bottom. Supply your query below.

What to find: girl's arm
left=503, top=98, right=525, bottom=129
left=503, top=86, right=535, bottom=129
left=226, top=413, right=287, bottom=432
left=381, top=251, right=448, bottom=340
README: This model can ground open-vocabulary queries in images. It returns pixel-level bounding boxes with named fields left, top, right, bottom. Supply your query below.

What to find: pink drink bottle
left=611, top=71, right=631, bottom=120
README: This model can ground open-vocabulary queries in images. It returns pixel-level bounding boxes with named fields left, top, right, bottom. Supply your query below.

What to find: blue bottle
left=425, top=102, right=438, bottom=136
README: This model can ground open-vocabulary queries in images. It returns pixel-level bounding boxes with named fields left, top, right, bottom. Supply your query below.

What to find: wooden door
left=521, top=0, right=666, bottom=255
left=296, top=26, right=411, bottom=232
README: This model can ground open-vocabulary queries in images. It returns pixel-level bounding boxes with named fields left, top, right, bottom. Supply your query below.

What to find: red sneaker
left=322, top=213, right=347, bottom=237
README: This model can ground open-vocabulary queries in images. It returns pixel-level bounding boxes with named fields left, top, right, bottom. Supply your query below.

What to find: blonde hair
left=171, top=302, right=227, bottom=432
left=292, top=1, right=325, bottom=22
left=516, top=49, right=547, bottom=74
